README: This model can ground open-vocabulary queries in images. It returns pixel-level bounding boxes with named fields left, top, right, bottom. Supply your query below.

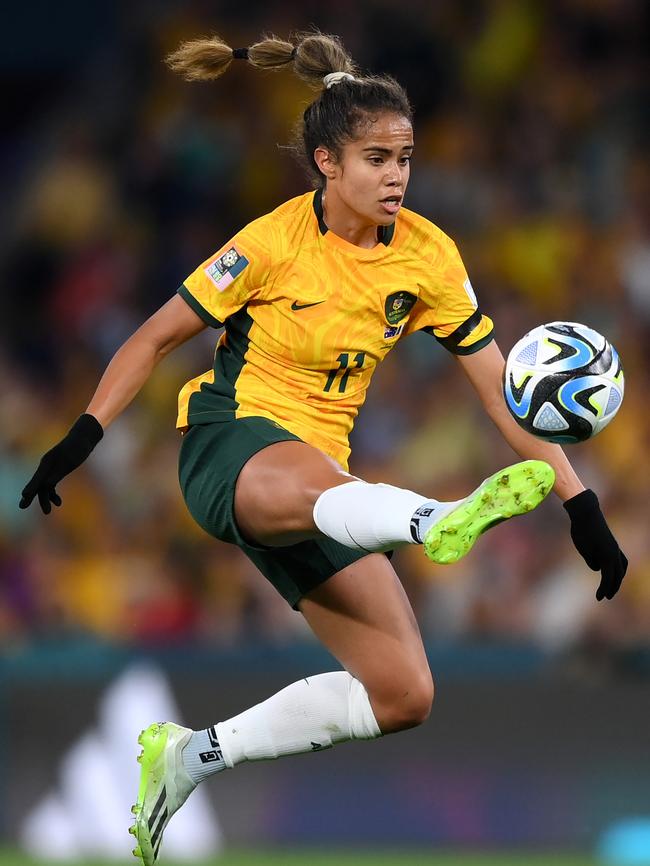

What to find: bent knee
left=373, top=673, right=435, bottom=734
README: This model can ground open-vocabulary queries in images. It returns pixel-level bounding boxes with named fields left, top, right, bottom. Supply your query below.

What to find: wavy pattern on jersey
left=237, top=249, right=388, bottom=462
left=177, top=192, right=493, bottom=468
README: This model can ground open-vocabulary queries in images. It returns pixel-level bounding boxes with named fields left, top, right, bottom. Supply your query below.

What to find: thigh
left=179, top=417, right=304, bottom=548
left=298, top=554, right=434, bottom=733
left=235, top=439, right=356, bottom=546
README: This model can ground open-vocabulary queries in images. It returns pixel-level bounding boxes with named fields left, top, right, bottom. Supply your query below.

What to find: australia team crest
left=385, top=291, right=417, bottom=325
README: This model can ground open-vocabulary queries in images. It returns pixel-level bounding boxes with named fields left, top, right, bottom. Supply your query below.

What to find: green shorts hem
left=178, top=416, right=370, bottom=609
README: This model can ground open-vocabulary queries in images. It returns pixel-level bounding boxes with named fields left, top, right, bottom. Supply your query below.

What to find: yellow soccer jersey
left=177, top=189, right=493, bottom=470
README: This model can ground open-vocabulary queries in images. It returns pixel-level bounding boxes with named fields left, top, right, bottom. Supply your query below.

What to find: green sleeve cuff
left=422, top=314, right=495, bottom=355
left=452, top=329, right=495, bottom=355
left=177, top=284, right=223, bottom=329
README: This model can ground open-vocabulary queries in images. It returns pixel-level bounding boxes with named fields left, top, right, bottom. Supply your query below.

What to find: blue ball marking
left=557, top=376, right=604, bottom=421
left=505, top=376, right=533, bottom=419
left=545, top=334, right=594, bottom=371
left=505, top=323, right=624, bottom=443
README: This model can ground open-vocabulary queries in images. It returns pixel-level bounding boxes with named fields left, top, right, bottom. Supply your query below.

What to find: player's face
left=329, top=113, right=414, bottom=226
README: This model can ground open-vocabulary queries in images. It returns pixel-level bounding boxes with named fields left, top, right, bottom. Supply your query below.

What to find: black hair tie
left=232, top=47, right=249, bottom=60
left=291, top=47, right=297, bottom=59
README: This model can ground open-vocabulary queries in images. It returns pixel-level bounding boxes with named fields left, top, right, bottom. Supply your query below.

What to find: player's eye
left=399, top=156, right=412, bottom=165
left=368, top=156, right=384, bottom=165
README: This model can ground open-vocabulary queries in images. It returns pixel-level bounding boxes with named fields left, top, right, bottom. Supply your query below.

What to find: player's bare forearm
left=86, top=294, right=207, bottom=429
left=483, top=398, right=585, bottom=502
left=456, top=340, right=584, bottom=503
left=86, top=332, right=165, bottom=428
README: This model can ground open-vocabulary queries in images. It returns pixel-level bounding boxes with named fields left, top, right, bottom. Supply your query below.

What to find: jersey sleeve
left=405, top=233, right=494, bottom=355
left=177, top=216, right=273, bottom=327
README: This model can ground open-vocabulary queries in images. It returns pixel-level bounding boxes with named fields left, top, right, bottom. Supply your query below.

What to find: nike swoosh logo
left=291, top=300, right=326, bottom=311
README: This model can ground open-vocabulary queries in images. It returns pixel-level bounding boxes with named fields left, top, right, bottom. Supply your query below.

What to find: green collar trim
left=312, top=189, right=395, bottom=246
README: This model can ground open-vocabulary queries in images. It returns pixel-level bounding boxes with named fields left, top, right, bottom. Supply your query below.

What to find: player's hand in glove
left=19, top=413, right=104, bottom=514
left=563, top=489, right=628, bottom=601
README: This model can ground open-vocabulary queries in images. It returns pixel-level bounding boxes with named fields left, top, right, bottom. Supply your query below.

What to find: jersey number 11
left=323, top=352, right=366, bottom=393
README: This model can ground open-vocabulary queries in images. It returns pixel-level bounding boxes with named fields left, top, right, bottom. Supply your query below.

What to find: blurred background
left=1, top=0, right=649, bottom=864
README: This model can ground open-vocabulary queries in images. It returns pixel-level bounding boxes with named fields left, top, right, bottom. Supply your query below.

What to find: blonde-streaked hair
left=166, top=29, right=412, bottom=186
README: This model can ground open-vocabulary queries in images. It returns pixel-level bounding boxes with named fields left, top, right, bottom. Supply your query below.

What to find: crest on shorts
left=204, top=246, right=249, bottom=292
left=385, top=291, right=417, bottom=325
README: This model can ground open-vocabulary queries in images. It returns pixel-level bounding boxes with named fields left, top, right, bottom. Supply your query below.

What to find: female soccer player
left=20, top=31, right=627, bottom=865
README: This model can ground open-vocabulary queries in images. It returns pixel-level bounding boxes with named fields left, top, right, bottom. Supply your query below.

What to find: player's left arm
left=457, top=339, right=628, bottom=600
left=456, top=339, right=583, bottom=500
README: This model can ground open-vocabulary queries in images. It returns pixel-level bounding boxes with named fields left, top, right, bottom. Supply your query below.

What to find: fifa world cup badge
left=204, top=245, right=250, bottom=291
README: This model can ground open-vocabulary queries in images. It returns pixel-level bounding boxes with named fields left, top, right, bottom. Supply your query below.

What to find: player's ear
left=314, top=146, right=338, bottom=180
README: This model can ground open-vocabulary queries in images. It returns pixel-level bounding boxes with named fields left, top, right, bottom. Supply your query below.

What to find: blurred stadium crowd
left=1, top=0, right=648, bottom=654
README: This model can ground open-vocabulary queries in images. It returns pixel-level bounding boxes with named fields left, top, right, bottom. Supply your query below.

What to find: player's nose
left=383, top=168, right=401, bottom=186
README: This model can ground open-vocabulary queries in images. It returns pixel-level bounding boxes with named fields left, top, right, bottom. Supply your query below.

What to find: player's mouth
left=379, top=195, right=402, bottom=216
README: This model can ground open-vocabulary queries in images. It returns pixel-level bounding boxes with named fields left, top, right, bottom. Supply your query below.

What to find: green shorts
left=178, top=416, right=369, bottom=609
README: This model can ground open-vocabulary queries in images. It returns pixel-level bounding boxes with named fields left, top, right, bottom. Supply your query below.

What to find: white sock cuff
left=214, top=721, right=236, bottom=769
left=312, top=481, right=369, bottom=547
left=313, top=480, right=428, bottom=551
left=348, top=676, right=382, bottom=740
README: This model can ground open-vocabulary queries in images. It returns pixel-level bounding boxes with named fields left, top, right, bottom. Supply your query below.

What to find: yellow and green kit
left=176, top=190, right=495, bottom=606
left=177, top=189, right=494, bottom=471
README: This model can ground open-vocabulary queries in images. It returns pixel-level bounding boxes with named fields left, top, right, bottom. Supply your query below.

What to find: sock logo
left=199, top=749, right=223, bottom=764
left=311, top=742, right=323, bottom=751
left=199, top=726, right=224, bottom=762
left=410, top=505, right=435, bottom=543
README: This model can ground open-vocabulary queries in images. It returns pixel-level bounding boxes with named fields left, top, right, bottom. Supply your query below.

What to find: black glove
left=19, top=414, right=104, bottom=514
left=563, top=488, right=628, bottom=601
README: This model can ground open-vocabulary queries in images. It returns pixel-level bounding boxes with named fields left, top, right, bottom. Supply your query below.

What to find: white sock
left=182, top=671, right=381, bottom=783
left=312, top=480, right=461, bottom=551
left=181, top=724, right=227, bottom=781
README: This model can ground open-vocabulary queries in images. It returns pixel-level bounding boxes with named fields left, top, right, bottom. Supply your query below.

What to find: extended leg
left=234, top=440, right=555, bottom=561
left=130, top=554, right=431, bottom=864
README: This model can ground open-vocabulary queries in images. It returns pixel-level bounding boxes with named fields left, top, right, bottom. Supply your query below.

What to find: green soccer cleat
left=423, top=460, right=555, bottom=565
left=130, top=722, right=196, bottom=866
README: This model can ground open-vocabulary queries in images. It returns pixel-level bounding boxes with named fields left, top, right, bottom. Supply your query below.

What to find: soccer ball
left=503, top=322, right=624, bottom=443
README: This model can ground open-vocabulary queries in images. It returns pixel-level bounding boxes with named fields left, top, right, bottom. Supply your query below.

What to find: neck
left=321, top=188, right=380, bottom=249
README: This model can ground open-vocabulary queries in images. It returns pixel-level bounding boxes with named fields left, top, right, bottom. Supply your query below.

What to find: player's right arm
left=86, top=294, right=207, bottom=428
left=21, top=213, right=273, bottom=514
left=19, top=294, right=207, bottom=514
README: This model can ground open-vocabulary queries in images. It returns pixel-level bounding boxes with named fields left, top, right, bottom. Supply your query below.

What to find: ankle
left=182, top=727, right=227, bottom=784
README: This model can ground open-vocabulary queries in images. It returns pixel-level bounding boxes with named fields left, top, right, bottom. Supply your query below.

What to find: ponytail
left=166, top=29, right=411, bottom=188
left=165, top=29, right=355, bottom=87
